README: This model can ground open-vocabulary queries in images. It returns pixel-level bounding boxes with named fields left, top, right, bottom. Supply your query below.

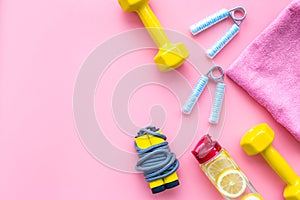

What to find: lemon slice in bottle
left=216, top=169, right=247, bottom=198
left=207, top=158, right=234, bottom=181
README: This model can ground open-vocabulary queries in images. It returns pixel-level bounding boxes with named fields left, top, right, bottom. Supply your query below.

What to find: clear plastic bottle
left=192, top=134, right=263, bottom=200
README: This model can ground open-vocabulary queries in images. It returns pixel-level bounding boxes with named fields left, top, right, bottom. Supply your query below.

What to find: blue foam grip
left=209, top=82, right=226, bottom=124
left=190, top=9, right=229, bottom=35
left=207, top=23, right=240, bottom=58
left=182, top=75, right=209, bottom=114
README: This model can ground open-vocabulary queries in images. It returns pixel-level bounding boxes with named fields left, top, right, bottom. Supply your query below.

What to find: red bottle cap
left=192, top=134, right=222, bottom=164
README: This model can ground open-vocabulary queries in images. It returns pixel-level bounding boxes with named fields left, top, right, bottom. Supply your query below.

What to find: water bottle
left=192, top=134, right=263, bottom=200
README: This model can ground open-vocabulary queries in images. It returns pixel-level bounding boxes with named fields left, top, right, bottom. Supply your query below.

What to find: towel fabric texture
left=227, top=0, right=300, bottom=142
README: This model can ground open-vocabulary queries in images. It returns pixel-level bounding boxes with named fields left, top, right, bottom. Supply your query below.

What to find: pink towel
left=227, top=0, right=300, bottom=142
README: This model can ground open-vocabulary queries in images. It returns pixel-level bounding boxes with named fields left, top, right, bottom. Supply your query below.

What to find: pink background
left=1, top=0, right=299, bottom=200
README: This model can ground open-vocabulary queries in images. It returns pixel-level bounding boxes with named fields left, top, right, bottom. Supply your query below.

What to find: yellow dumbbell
left=241, top=123, right=300, bottom=200
left=118, top=0, right=189, bottom=72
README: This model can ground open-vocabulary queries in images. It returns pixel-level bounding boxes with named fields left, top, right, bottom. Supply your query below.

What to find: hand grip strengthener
left=182, top=66, right=225, bottom=125
left=190, top=6, right=247, bottom=58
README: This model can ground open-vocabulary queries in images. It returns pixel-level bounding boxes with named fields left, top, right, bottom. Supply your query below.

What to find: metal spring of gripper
left=190, top=6, right=247, bottom=58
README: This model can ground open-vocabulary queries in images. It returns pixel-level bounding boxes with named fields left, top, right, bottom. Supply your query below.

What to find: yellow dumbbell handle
left=262, top=145, right=299, bottom=186
left=136, top=4, right=171, bottom=48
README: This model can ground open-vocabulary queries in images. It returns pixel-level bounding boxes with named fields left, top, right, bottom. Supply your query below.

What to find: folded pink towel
left=227, top=0, right=300, bottom=142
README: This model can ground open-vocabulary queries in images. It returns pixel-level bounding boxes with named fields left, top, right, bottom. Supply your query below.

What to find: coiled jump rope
left=134, top=126, right=180, bottom=194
